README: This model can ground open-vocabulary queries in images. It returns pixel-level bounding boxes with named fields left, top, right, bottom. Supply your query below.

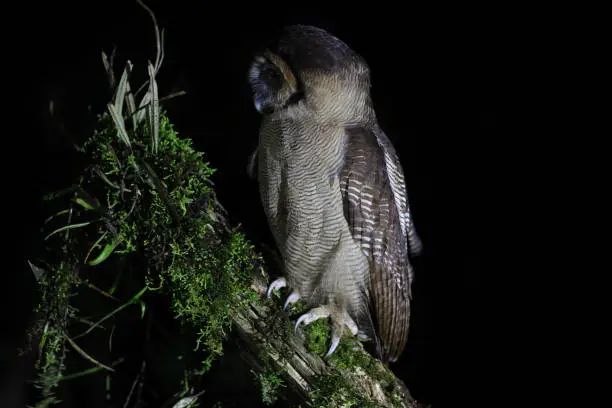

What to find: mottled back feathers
left=340, top=126, right=415, bottom=362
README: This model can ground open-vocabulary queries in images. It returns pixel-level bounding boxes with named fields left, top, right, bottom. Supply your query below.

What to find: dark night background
left=3, top=1, right=542, bottom=407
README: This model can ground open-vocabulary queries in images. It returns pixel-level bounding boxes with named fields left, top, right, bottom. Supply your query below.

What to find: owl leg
left=295, top=305, right=359, bottom=358
left=266, top=277, right=287, bottom=299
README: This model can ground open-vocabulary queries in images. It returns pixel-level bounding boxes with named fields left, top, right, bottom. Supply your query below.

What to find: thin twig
left=63, top=333, right=115, bottom=372
left=159, top=90, right=187, bottom=102
left=136, top=0, right=163, bottom=75
left=119, top=187, right=141, bottom=223
left=109, top=324, right=116, bottom=352
left=123, top=360, right=146, bottom=408
left=136, top=361, right=147, bottom=407
left=74, top=317, right=106, bottom=330
left=126, top=90, right=188, bottom=121
left=86, top=282, right=120, bottom=301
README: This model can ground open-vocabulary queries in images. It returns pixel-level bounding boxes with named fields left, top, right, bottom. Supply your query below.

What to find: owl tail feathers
left=407, top=225, right=423, bottom=257
left=370, top=295, right=411, bottom=363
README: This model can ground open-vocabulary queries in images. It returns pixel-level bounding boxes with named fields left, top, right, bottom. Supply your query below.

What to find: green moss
left=253, top=369, right=285, bottom=405
left=32, top=98, right=263, bottom=404
left=308, top=369, right=385, bottom=408
left=281, top=314, right=398, bottom=407
left=303, top=319, right=332, bottom=357
left=30, top=260, right=79, bottom=408
left=266, top=290, right=401, bottom=407
left=165, top=225, right=261, bottom=373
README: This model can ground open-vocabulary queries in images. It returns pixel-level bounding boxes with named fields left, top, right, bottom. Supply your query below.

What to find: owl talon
left=266, top=277, right=287, bottom=299
left=325, top=332, right=341, bottom=358
left=324, top=314, right=359, bottom=358
left=344, top=314, right=359, bottom=336
left=294, top=306, right=359, bottom=358
left=283, top=291, right=301, bottom=311
left=294, top=306, right=331, bottom=335
left=357, top=332, right=370, bottom=340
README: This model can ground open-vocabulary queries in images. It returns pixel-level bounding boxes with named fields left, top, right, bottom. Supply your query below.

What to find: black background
left=4, top=1, right=542, bottom=407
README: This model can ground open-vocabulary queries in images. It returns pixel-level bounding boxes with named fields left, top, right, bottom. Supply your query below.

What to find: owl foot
left=283, top=291, right=301, bottom=311
left=295, top=305, right=359, bottom=358
left=266, top=277, right=287, bottom=299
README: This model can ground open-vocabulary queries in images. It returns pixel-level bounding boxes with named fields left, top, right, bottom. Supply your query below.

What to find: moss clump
left=166, top=224, right=261, bottom=373
left=308, top=368, right=385, bottom=408
left=266, top=290, right=402, bottom=407
left=303, top=319, right=332, bottom=357
left=253, top=369, right=286, bottom=405
left=29, top=49, right=262, bottom=405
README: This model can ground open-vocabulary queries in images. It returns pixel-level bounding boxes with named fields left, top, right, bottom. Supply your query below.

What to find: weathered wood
left=229, top=266, right=427, bottom=408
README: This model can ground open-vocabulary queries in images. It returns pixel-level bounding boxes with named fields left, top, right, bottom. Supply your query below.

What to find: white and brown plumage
left=247, top=25, right=422, bottom=362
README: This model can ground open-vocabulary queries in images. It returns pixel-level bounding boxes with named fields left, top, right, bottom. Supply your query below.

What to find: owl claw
left=294, top=306, right=330, bottom=335
left=343, top=314, right=359, bottom=336
left=266, top=277, right=287, bottom=299
left=283, top=291, right=301, bottom=311
left=294, top=306, right=359, bottom=358
left=326, top=332, right=341, bottom=358
left=323, top=317, right=359, bottom=358
left=357, top=332, right=371, bottom=340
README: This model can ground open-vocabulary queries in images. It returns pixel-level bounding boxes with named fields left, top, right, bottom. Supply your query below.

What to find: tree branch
left=229, top=267, right=427, bottom=408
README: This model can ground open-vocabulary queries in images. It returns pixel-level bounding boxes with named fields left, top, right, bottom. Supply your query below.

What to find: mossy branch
left=230, top=266, right=426, bottom=408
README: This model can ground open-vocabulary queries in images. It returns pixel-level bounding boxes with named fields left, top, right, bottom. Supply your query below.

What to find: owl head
left=247, top=25, right=374, bottom=124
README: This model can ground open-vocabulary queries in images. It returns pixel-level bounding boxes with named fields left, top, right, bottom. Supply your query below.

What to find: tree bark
left=228, top=266, right=427, bottom=408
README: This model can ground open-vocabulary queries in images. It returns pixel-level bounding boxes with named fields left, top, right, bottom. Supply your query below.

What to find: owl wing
left=339, top=125, right=420, bottom=362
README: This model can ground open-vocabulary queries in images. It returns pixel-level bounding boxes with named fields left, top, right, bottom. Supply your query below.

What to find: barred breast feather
left=258, top=114, right=373, bottom=332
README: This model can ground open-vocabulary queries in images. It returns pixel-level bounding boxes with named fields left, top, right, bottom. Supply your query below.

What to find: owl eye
left=260, top=65, right=283, bottom=89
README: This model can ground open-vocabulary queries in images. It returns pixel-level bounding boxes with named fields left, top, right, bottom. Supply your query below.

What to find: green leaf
left=74, top=197, right=100, bottom=211
left=43, top=209, right=70, bottom=225
left=135, top=91, right=151, bottom=125
left=88, top=238, right=120, bottom=266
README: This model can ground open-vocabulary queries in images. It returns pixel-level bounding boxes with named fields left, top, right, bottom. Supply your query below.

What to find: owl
left=247, top=24, right=422, bottom=362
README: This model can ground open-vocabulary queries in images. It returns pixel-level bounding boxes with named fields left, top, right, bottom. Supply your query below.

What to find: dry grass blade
left=114, top=61, right=133, bottom=120
left=63, top=333, right=115, bottom=372
left=101, top=48, right=117, bottom=89
left=28, top=260, right=47, bottom=282
left=158, top=29, right=166, bottom=75
left=108, top=103, right=132, bottom=148
left=135, top=91, right=151, bottom=125
left=125, top=79, right=137, bottom=130
left=147, top=62, right=160, bottom=154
